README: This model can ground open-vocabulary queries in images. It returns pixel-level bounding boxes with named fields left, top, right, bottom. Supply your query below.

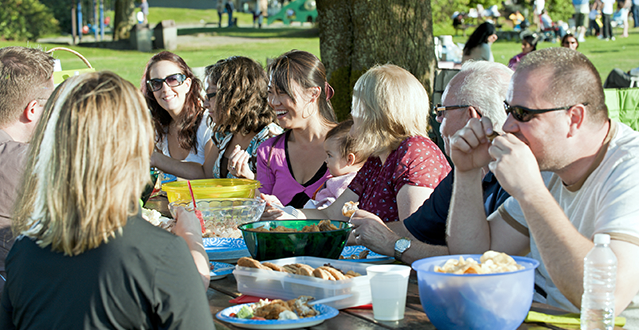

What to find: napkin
left=526, top=311, right=626, bottom=327
left=229, top=295, right=372, bottom=309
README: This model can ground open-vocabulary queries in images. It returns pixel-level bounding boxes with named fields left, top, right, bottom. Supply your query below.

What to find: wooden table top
left=206, top=271, right=600, bottom=330
left=144, top=195, right=623, bottom=330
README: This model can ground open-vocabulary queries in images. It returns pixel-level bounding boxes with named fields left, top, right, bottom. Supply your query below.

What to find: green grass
left=2, top=23, right=637, bottom=88
left=147, top=8, right=255, bottom=27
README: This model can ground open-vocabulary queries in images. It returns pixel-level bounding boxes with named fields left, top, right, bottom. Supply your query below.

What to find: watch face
left=396, top=238, right=411, bottom=252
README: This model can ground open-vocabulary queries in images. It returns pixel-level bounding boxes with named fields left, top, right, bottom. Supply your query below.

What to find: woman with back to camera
left=256, top=50, right=338, bottom=209
left=151, top=56, right=283, bottom=179
left=142, top=51, right=214, bottom=179
left=0, top=71, right=214, bottom=329
left=262, top=64, right=451, bottom=223
left=462, top=22, right=498, bottom=63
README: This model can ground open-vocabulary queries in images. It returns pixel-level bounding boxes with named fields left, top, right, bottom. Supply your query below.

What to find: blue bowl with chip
left=412, top=254, right=539, bottom=330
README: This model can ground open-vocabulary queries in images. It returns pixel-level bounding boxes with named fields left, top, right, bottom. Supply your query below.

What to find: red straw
left=187, top=180, right=206, bottom=234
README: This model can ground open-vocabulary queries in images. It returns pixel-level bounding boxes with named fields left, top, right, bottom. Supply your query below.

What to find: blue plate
left=340, top=245, right=394, bottom=263
left=210, top=261, right=235, bottom=280
left=216, top=303, right=338, bottom=329
left=204, top=238, right=250, bottom=262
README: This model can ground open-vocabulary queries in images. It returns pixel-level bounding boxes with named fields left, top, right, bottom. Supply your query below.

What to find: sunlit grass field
left=2, top=6, right=637, bottom=88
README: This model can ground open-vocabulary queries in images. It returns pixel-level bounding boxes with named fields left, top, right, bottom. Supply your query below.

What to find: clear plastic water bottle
left=581, top=233, right=617, bottom=330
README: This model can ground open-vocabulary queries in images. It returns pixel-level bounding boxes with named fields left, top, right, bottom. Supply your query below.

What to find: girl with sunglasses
left=141, top=51, right=213, bottom=179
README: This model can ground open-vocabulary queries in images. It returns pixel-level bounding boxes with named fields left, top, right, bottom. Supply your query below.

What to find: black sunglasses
left=433, top=104, right=471, bottom=117
left=206, top=92, right=217, bottom=101
left=147, top=73, right=187, bottom=92
left=504, top=101, right=588, bottom=122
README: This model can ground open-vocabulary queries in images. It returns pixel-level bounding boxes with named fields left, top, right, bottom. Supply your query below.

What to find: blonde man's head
left=351, top=64, right=430, bottom=156
left=13, top=71, right=153, bottom=256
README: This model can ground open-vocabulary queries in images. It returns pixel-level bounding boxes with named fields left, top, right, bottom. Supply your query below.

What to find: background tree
left=113, top=0, right=136, bottom=41
left=0, top=0, right=58, bottom=41
left=317, top=0, right=437, bottom=121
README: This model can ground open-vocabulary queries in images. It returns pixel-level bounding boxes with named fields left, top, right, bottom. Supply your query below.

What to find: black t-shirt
left=403, top=171, right=510, bottom=245
left=0, top=213, right=214, bottom=330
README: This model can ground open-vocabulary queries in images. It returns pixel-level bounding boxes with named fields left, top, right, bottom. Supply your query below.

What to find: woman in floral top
left=262, top=64, right=451, bottom=223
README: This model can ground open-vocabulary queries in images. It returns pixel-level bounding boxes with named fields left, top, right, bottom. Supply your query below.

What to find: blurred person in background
left=602, top=0, right=616, bottom=40
left=0, top=71, right=214, bottom=329
left=462, top=22, right=498, bottom=63
left=561, top=33, right=580, bottom=50
left=142, top=51, right=214, bottom=179
left=508, top=32, right=540, bottom=71
left=603, top=65, right=639, bottom=88
left=573, top=0, right=590, bottom=41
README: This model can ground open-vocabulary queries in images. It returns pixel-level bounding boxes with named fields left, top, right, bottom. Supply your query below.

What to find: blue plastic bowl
left=412, top=254, right=539, bottom=330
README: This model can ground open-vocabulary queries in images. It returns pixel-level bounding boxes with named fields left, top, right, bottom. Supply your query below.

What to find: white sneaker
left=578, top=36, right=586, bottom=42
left=611, top=36, right=616, bottom=41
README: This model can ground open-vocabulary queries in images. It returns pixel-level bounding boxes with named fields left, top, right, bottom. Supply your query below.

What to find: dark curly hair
left=205, top=56, right=277, bottom=140
left=267, top=50, right=337, bottom=126
left=141, top=51, right=205, bottom=153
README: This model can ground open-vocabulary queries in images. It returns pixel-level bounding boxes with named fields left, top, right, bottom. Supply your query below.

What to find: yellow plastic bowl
left=161, top=179, right=261, bottom=204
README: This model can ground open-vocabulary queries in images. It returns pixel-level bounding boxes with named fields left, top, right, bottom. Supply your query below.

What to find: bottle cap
left=594, top=233, right=610, bottom=245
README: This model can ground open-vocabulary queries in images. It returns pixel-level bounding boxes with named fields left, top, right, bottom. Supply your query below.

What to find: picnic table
left=144, top=195, right=625, bottom=329
left=207, top=269, right=625, bottom=329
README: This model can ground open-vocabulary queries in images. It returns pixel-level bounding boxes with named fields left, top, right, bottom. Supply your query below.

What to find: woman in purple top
left=256, top=50, right=337, bottom=208
left=262, top=64, right=451, bottom=223
left=508, top=32, right=539, bottom=71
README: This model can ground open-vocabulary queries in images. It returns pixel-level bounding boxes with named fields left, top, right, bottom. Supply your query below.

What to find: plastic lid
left=594, top=233, right=610, bottom=245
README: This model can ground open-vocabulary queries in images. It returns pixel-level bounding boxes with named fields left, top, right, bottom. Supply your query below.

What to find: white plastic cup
left=367, top=264, right=411, bottom=321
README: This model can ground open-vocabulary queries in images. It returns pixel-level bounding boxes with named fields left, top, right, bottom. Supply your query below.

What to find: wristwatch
left=394, top=237, right=412, bottom=262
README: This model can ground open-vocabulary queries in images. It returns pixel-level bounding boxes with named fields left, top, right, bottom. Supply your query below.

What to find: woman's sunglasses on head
left=147, top=73, right=187, bottom=92
left=504, top=101, right=588, bottom=122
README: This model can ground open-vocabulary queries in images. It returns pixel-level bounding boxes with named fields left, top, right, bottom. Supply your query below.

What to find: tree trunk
left=113, top=0, right=135, bottom=41
left=317, top=0, right=437, bottom=121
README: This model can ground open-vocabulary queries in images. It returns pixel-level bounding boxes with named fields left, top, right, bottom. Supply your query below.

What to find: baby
left=304, top=119, right=364, bottom=209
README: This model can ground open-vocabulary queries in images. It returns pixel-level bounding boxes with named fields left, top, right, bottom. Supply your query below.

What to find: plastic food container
left=161, top=178, right=260, bottom=204
left=233, top=256, right=373, bottom=309
left=168, top=198, right=266, bottom=238
left=412, top=254, right=539, bottom=330
left=239, top=220, right=352, bottom=260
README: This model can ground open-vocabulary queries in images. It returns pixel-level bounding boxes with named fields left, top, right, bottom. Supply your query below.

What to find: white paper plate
left=216, top=303, right=338, bottom=329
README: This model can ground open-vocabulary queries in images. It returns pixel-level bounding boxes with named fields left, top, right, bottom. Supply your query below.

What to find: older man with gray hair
left=448, top=47, right=639, bottom=325
left=349, top=61, right=513, bottom=264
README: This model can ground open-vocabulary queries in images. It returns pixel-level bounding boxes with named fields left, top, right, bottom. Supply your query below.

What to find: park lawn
left=1, top=27, right=636, bottom=87
left=147, top=9, right=255, bottom=27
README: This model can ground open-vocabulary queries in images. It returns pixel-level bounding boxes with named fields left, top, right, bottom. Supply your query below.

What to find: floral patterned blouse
left=348, top=136, right=451, bottom=222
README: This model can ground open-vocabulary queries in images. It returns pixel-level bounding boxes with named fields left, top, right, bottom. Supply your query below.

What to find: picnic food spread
left=246, top=219, right=338, bottom=233
left=141, top=208, right=175, bottom=230
left=237, top=257, right=361, bottom=281
left=231, top=296, right=318, bottom=320
left=339, top=249, right=370, bottom=260
left=341, top=201, right=359, bottom=217
left=434, top=250, right=524, bottom=274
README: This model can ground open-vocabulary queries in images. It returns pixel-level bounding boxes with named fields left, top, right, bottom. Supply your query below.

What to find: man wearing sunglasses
left=448, top=48, right=639, bottom=325
left=0, top=47, right=55, bottom=294
left=349, top=61, right=512, bottom=264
